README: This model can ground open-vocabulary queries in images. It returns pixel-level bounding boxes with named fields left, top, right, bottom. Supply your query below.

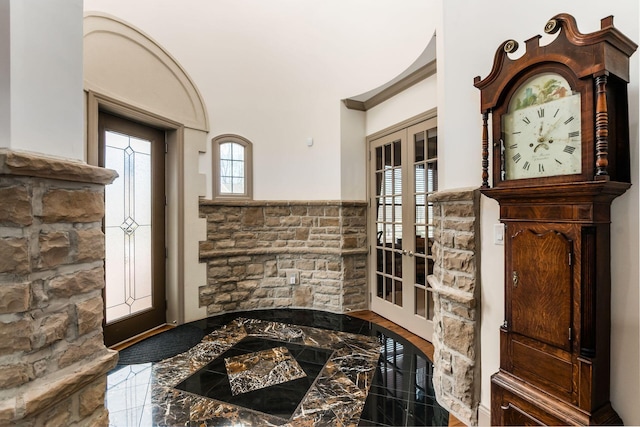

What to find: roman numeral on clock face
left=564, top=116, right=575, bottom=125
left=564, top=146, right=576, bottom=154
left=568, top=131, right=579, bottom=138
left=513, top=153, right=522, bottom=163
left=522, top=117, right=531, bottom=124
left=537, top=108, right=544, bottom=118
left=539, top=163, right=545, bottom=172
left=523, top=161, right=531, bottom=171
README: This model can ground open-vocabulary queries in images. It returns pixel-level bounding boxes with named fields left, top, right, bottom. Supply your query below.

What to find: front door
left=369, top=117, right=437, bottom=341
left=99, top=113, right=166, bottom=346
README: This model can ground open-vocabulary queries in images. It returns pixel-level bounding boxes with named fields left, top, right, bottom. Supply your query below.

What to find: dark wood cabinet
left=484, top=182, right=628, bottom=424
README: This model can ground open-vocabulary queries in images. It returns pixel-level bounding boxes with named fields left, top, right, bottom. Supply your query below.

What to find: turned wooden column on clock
left=474, top=14, right=637, bottom=425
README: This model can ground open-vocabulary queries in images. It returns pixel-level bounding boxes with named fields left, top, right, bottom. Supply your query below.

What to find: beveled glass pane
left=377, top=274, right=384, bottom=298
left=394, top=280, right=403, bottom=307
left=376, top=146, right=383, bottom=171
left=104, top=147, right=125, bottom=228
left=104, top=227, right=125, bottom=309
left=375, top=172, right=383, bottom=197
left=133, top=150, right=151, bottom=225
left=415, top=287, right=426, bottom=318
left=106, top=131, right=129, bottom=150
left=428, top=236, right=435, bottom=256
left=129, top=136, right=151, bottom=155
left=104, top=132, right=154, bottom=324
left=133, top=225, right=153, bottom=300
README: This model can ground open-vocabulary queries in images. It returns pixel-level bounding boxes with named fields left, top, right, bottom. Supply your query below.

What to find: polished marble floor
left=106, top=309, right=449, bottom=426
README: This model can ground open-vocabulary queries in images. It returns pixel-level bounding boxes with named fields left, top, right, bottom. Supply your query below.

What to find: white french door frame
left=367, top=110, right=437, bottom=341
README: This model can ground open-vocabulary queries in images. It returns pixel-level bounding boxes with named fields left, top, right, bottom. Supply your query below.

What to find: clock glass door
left=369, top=118, right=437, bottom=341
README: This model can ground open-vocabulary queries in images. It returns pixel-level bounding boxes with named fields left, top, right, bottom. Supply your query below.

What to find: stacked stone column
left=428, top=187, right=481, bottom=426
left=0, top=150, right=118, bottom=426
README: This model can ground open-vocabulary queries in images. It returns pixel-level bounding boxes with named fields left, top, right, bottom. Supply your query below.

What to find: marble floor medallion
left=154, top=317, right=382, bottom=425
left=225, top=346, right=307, bottom=395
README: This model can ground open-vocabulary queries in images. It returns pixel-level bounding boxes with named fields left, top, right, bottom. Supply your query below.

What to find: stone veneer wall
left=0, top=150, right=118, bottom=426
left=427, top=187, right=481, bottom=426
left=199, top=200, right=368, bottom=315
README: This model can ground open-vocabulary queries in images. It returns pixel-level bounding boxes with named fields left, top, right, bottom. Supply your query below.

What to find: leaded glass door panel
left=369, top=117, right=437, bottom=341
left=99, top=113, right=166, bottom=346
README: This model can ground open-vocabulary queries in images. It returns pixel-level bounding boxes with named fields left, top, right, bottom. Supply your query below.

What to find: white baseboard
left=478, top=404, right=491, bottom=426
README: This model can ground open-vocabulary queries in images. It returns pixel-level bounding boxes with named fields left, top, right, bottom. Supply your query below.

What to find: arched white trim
left=83, top=12, right=209, bottom=132
left=83, top=12, right=209, bottom=326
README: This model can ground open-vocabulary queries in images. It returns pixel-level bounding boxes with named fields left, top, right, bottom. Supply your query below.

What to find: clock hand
left=534, top=143, right=549, bottom=153
left=541, top=117, right=563, bottom=141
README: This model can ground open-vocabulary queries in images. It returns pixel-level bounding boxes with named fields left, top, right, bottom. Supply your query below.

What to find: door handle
left=512, top=271, right=519, bottom=288
left=408, top=251, right=414, bottom=257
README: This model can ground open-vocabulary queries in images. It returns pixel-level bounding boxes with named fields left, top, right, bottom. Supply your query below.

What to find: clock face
left=502, top=73, right=582, bottom=180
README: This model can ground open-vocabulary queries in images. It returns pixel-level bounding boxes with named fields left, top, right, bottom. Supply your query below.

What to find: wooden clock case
left=474, top=14, right=637, bottom=425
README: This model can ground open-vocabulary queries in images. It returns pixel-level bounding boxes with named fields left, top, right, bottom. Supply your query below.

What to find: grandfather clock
left=474, top=14, right=636, bottom=425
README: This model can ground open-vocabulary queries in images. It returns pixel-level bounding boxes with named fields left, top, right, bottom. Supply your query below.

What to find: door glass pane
left=104, top=131, right=153, bottom=324
left=375, top=139, right=404, bottom=306
left=415, top=287, right=426, bottom=318
left=413, top=127, right=437, bottom=319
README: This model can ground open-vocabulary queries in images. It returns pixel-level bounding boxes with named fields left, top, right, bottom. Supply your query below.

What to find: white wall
left=84, top=0, right=436, bottom=200
left=437, top=0, right=639, bottom=423
left=366, top=75, right=438, bottom=136
left=1, top=0, right=84, bottom=160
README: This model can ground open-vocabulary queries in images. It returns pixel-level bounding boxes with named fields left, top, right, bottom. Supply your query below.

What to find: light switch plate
left=494, top=223, right=505, bottom=245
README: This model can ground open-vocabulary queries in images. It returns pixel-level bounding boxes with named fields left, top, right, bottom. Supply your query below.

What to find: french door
left=99, top=113, right=166, bottom=346
left=369, top=117, right=437, bottom=341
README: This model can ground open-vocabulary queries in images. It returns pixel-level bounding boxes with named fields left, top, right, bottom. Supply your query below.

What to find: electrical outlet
left=287, top=272, right=299, bottom=285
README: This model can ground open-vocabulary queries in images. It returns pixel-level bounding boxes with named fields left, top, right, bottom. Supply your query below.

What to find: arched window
left=212, top=134, right=253, bottom=199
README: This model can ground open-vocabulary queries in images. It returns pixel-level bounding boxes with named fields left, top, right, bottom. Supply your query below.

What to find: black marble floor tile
left=107, top=309, right=448, bottom=426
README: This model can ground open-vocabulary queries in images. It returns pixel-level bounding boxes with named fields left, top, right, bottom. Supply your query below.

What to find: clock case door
left=504, top=222, right=576, bottom=401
